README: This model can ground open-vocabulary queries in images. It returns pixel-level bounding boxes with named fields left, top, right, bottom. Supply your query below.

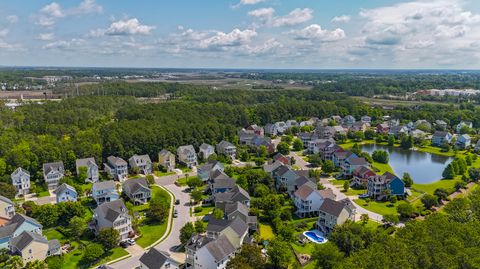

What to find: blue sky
left=1, top=0, right=480, bottom=69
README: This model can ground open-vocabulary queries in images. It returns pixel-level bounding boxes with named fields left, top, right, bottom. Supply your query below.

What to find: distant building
left=158, top=149, right=176, bottom=172
left=431, top=131, right=453, bottom=146
left=11, top=168, right=30, bottom=197
left=104, top=156, right=128, bottom=182
left=0, top=196, right=15, bottom=220
left=76, top=158, right=99, bottom=183
left=456, top=134, right=471, bottom=149
left=177, top=145, right=198, bottom=168
left=199, top=143, right=215, bottom=160
left=129, top=154, right=153, bottom=175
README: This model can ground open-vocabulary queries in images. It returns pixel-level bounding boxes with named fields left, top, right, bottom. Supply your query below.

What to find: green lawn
left=354, top=199, right=406, bottom=216
left=154, top=171, right=175, bottom=177
left=338, top=139, right=376, bottom=149
left=412, top=179, right=459, bottom=195
left=37, top=190, right=50, bottom=197
left=92, top=247, right=129, bottom=268
left=329, top=179, right=349, bottom=186
left=361, top=219, right=382, bottom=229
left=416, top=145, right=459, bottom=157
left=259, top=223, right=274, bottom=241
left=371, top=161, right=394, bottom=174
left=194, top=205, right=214, bottom=217
left=342, top=188, right=368, bottom=196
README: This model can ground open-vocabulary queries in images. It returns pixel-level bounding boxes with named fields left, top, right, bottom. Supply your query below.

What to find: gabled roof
left=295, top=176, right=316, bottom=189
left=12, top=167, right=30, bottom=177
left=92, top=180, right=116, bottom=191
left=347, top=157, right=369, bottom=166
left=294, top=184, right=315, bottom=200
left=0, top=195, right=14, bottom=206
left=96, top=199, right=128, bottom=223
left=9, top=231, right=48, bottom=251
left=76, top=157, right=97, bottom=168
left=178, top=145, right=196, bottom=155
left=129, top=154, right=152, bottom=165
left=123, top=178, right=150, bottom=195
left=205, top=234, right=236, bottom=262
left=213, top=177, right=236, bottom=190
left=199, top=143, right=214, bottom=151
left=263, top=160, right=283, bottom=174
left=159, top=149, right=174, bottom=157
left=139, top=248, right=172, bottom=269
left=432, top=131, right=450, bottom=138
left=107, top=156, right=127, bottom=166
left=224, top=201, right=249, bottom=217
left=54, top=183, right=77, bottom=196
left=48, top=239, right=61, bottom=251
left=318, top=188, right=336, bottom=200
left=319, top=198, right=347, bottom=217
left=210, top=170, right=230, bottom=181
left=43, top=162, right=64, bottom=175
left=217, top=140, right=235, bottom=149
left=199, top=160, right=222, bottom=173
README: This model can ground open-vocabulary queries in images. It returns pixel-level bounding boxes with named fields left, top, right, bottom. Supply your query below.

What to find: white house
left=158, top=149, right=176, bottom=172
left=11, top=168, right=30, bottom=197
left=316, top=198, right=355, bottom=235
left=54, top=183, right=77, bottom=203
left=185, top=234, right=236, bottom=269
left=199, top=143, right=215, bottom=160
left=42, top=162, right=64, bottom=189
left=128, top=154, right=153, bottom=174
left=0, top=196, right=15, bottom=220
left=104, top=156, right=128, bottom=182
left=294, top=185, right=336, bottom=217
left=216, top=141, right=236, bottom=160
left=177, top=145, right=198, bottom=168
left=91, top=180, right=119, bottom=205
left=456, top=121, right=473, bottom=133
left=76, top=157, right=99, bottom=183
left=93, top=200, right=132, bottom=241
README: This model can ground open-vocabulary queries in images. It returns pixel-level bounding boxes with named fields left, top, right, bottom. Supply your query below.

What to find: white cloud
left=198, top=28, right=257, bottom=49
left=36, top=0, right=103, bottom=26
left=0, top=29, right=8, bottom=38
left=72, top=0, right=103, bottom=14
left=6, top=15, right=19, bottom=24
left=244, top=38, right=282, bottom=55
left=238, top=0, right=265, bottom=5
left=104, top=18, right=155, bottom=36
left=331, top=15, right=350, bottom=23
left=249, top=7, right=313, bottom=27
left=38, top=33, right=55, bottom=41
left=43, top=38, right=85, bottom=50
left=292, top=24, right=346, bottom=42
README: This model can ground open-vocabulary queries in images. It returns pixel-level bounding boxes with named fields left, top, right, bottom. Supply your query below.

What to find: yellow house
left=9, top=231, right=60, bottom=264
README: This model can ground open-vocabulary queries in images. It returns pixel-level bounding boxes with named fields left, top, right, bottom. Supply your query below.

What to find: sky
left=1, top=0, right=480, bottom=69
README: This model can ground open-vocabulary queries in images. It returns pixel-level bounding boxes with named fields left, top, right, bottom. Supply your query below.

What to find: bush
left=372, top=150, right=389, bottom=164
left=194, top=207, right=202, bottom=213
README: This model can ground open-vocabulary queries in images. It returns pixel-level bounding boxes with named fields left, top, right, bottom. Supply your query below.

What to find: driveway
left=288, top=151, right=311, bottom=170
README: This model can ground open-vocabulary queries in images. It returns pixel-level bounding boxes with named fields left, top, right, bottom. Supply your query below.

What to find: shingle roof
left=0, top=214, right=42, bottom=239
left=12, top=167, right=30, bottom=177
left=96, top=200, right=128, bottom=223
left=210, top=170, right=231, bottom=181
left=76, top=157, right=96, bottom=168
left=217, top=140, right=235, bottom=149
left=348, top=157, right=369, bottom=166
left=139, top=248, right=171, bottom=269
left=294, top=184, right=315, bottom=200
left=318, top=188, right=336, bottom=200
left=319, top=198, right=347, bottom=217
left=129, top=154, right=152, bottom=165
left=54, top=183, right=77, bottom=196
left=213, top=177, right=236, bottom=190
left=0, top=195, right=14, bottom=205
left=48, top=239, right=61, bottom=251
left=199, top=143, right=214, bottom=151
left=224, top=202, right=249, bottom=217
left=199, top=160, right=221, bottom=173
left=9, top=231, right=48, bottom=251
left=107, top=156, right=127, bottom=166
left=122, top=178, right=150, bottom=195
left=205, top=234, right=236, bottom=262
left=92, top=180, right=116, bottom=191
left=159, top=149, right=174, bottom=157
left=178, top=145, right=195, bottom=155
left=43, top=162, right=64, bottom=175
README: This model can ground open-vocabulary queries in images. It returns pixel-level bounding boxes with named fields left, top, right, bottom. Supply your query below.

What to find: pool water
left=303, top=230, right=327, bottom=244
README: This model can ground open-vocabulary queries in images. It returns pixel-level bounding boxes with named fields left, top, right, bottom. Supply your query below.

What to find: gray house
left=198, top=160, right=224, bottom=182
left=104, top=156, right=128, bottom=182
left=54, top=183, right=77, bottom=204
left=128, top=154, right=153, bottom=175
left=93, top=199, right=132, bottom=241
left=177, top=145, right=198, bottom=168
left=43, top=162, right=64, bottom=189
left=216, top=141, right=236, bottom=160
left=11, top=168, right=30, bottom=197
left=122, top=178, right=151, bottom=205
left=199, top=143, right=215, bottom=160
left=139, top=248, right=180, bottom=269
left=91, top=180, right=119, bottom=205
left=76, top=157, right=99, bottom=183
left=158, top=149, right=176, bottom=172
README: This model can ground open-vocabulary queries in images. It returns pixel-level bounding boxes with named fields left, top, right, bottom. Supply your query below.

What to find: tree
left=267, top=239, right=292, bottom=269
left=82, top=243, right=104, bottom=264
left=194, top=220, right=206, bottom=233
left=360, top=214, right=369, bottom=225
left=312, top=242, right=344, bottom=269
left=97, top=228, right=120, bottom=250
left=388, top=135, right=395, bottom=146
left=191, top=189, right=203, bottom=204
left=68, top=216, right=86, bottom=240
left=397, top=203, right=415, bottom=218
left=434, top=188, right=449, bottom=202
left=276, top=142, right=290, bottom=155
left=187, top=177, right=203, bottom=189
left=257, top=145, right=268, bottom=158
left=308, top=154, right=322, bottom=168
left=353, top=131, right=365, bottom=142
left=382, top=214, right=399, bottom=226
left=351, top=143, right=361, bottom=155
left=400, top=135, right=413, bottom=149
left=442, top=163, right=456, bottom=179
left=402, top=172, right=413, bottom=188
left=292, top=138, right=304, bottom=151
left=24, top=260, right=47, bottom=269
left=145, top=174, right=155, bottom=186
left=468, top=168, right=480, bottom=182
left=372, top=150, right=389, bottom=164
left=76, top=166, right=88, bottom=183
left=343, top=181, right=350, bottom=192
left=0, top=183, right=16, bottom=200
left=147, top=197, right=169, bottom=222
left=6, top=255, right=23, bottom=269
left=212, top=208, right=224, bottom=219
left=421, top=194, right=438, bottom=210
left=227, top=244, right=266, bottom=269
left=365, top=129, right=375, bottom=140
left=322, top=160, right=335, bottom=174
left=180, top=222, right=196, bottom=244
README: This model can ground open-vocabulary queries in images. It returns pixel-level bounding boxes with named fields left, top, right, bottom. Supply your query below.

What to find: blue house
left=54, top=183, right=77, bottom=203
left=431, top=131, right=453, bottom=146
left=198, top=160, right=224, bottom=182
left=367, top=172, right=405, bottom=200
left=456, top=134, right=471, bottom=149
left=0, top=214, right=43, bottom=249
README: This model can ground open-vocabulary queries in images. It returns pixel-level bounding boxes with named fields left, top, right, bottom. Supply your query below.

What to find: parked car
left=126, top=238, right=135, bottom=245
left=175, top=199, right=180, bottom=205
left=358, top=193, right=370, bottom=199
left=120, top=241, right=129, bottom=248
left=173, top=209, right=178, bottom=218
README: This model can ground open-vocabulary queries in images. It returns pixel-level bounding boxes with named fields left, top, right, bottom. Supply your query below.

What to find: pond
left=360, top=144, right=453, bottom=184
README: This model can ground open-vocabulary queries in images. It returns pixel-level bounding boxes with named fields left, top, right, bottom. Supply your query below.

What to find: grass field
left=354, top=199, right=406, bottom=216
left=416, top=145, right=459, bottom=157
left=372, top=161, right=394, bottom=174
left=412, top=179, right=459, bottom=195
left=194, top=205, right=214, bottom=217
left=154, top=171, right=175, bottom=177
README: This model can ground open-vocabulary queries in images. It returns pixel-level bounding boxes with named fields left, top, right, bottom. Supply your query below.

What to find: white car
left=126, top=238, right=135, bottom=245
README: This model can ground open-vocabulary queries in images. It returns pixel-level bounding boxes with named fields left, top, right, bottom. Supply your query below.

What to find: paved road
left=110, top=176, right=194, bottom=269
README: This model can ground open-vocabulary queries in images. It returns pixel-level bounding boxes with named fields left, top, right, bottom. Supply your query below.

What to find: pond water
left=360, top=144, right=453, bottom=184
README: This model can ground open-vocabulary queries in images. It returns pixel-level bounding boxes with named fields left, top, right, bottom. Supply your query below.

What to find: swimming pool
left=303, top=230, right=327, bottom=244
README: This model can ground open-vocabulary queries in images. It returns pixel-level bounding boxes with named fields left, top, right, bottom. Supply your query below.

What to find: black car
left=175, top=199, right=180, bottom=205
left=120, top=241, right=129, bottom=248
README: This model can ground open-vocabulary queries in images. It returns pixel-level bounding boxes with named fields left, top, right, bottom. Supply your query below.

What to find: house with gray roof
left=216, top=141, right=236, bottom=160
left=0, top=195, right=15, bottom=220
left=177, top=145, right=198, bottom=168
left=140, top=248, right=180, bottom=269
left=198, top=160, right=224, bottom=182
left=129, top=154, right=153, bottom=174
left=91, top=180, right=119, bottom=205
left=213, top=185, right=250, bottom=208
left=294, top=185, right=336, bottom=217
left=211, top=175, right=236, bottom=194
left=316, top=198, right=355, bottom=234
left=221, top=201, right=257, bottom=231
left=104, top=156, right=128, bottom=182
left=11, top=168, right=30, bottom=197
left=76, top=157, right=99, bottom=183
left=0, top=214, right=43, bottom=249
left=205, top=217, right=248, bottom=248
left=54, top=183, right=77, bottom=203
left=456, top=134, right=471, bottom=149
left=8, top=231, right=60, bottom=264
left=43, top=161, right=64, bottom=189
left=158, top=149, right=176, bottom=172
left=122, top=178, right=151, bottom=205
left=199, top=143, right=215, bottom=160
left=431, top=131, right=453, bottom=146
left=93, top=199, right=132, bottom=241
left=185, top=234, right=236, bottom=269
left=272, top=165, right=302, bottom=195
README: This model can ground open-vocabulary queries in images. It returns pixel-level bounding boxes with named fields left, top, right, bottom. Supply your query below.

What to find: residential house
left=140, top=248, right=180, bottom=269
left=414, top=120, right=432, bottom=130
left=389, top=125, right=408, bottom=137
left=211, top=173, right=236, bottom=194
left=341, top=157, right=370, bottom=177
left=388, top=119, right=400, bottom=128
left=76, top=157, right=99, bottom=183
left=435, top=120, right=448, bottom=130
left=351, top=166, right=376, bottom=188
left=221, top=202, right=257, bottom=231
left=343, top=115, right=356, bottom=128
left=0, top=214, right=43, bottom=249
left=129, top=154, right=153, bottom=175
left=238, top=131, right=256, bottom=146
left=245, top=124, right=264, bottom=136
left=213, top=185, right=250, bottom=208
left=273, top=153, right=290, bottom=166
left=185, top=234, right=236, bottom=269
left=42, top=162, right=64, bottom=189
left=361, top=116, right=372, bottom=124
left=0, top=196, right=15, bottom=221
left=367, top=172, right=405, bottom=200
left=8, top=231, right=60, bottom=264
left=158, top=149, right=176, bottom=172
left=332, top=126, right=347, bottom=136
left=122, top=178, right=151, bottom=205
left=264, top=123, right=278, bottom=136
left=456, top=134, right=471, bottom=149
left=199, top=143, right=215, bottom=160
left=91, top=180, right=119, bottom=205
left=273, top=165, right=300, bottom=194
left=351, top=122, right=368, bottom=132
left=299, top=132, right=319, bottom=146
left=316, top=198, right=355, bottom=235
left=93, top=199, right=132, bottom=241
left=431, top=131, right=453, bottom=146
left=274, top=121, right=288, bottom=134
left=11, top=168, right=30, bottom=197
left=198, top=160, right=224, bottom=182
left=216, top=141, right=237, bottom=160
left=177, top=145, right=198, bottom=168
left=332, top=150, right=356, bottom=168
left=376, top=123, right=389, bottom=134
left=286, top=120, right=299, bottom=128
left=308, top=138, right=336, bottom=156
left=300, top=118, right=316, bottom=127
left=104, top=156, right=128, bottom=182
left=295, top=176, right=317, bottom=191
left=251, top=135, right=275, bottom=153
left=475, top=140, right=480, bottom=153
left=411, top=129, right=426, bottom=138
left=331, top=115, right=342, bottom=124
left=315, top=126, right=335, bottom=139
left=205, top=217, right=248, bottom=248
left=456, top=121, right=473, bottom=133
left=263, top=160, right=284, bottom=176
left=54, top=183, right=77, bottom=203
left=294, top=185, right=336, bottom=217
